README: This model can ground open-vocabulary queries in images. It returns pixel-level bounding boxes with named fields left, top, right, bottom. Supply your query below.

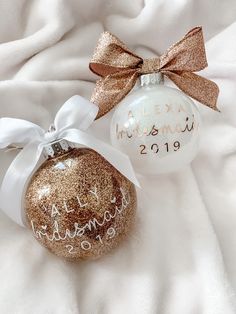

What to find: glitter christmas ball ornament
left=110, top=73, right=201, bottom=174
left=0, top=95, right=138, bottom=261
left=25, top=140, right=137, bottom=260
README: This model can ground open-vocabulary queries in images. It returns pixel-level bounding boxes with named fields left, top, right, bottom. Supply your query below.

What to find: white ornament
left=110, top=73, right=201, bottom=175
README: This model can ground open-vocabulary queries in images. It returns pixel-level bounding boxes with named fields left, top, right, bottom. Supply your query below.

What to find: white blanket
left=1, top=0, right=236, bottom=313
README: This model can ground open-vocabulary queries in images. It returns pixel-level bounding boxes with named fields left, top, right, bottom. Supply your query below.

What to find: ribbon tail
left=91, top=69, right=139, bottom=119
left=0, top=141, right=44, bottom=226
left=61, top=129, right=140, bottom=188
left=164, top=71, right=220, bottom=111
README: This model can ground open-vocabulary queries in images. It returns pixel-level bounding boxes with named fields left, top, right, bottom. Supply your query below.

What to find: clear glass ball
left=110, top=79, right=201, bottom=175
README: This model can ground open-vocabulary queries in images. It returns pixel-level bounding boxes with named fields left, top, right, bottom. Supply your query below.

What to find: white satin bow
left=0, top=95, right=139, bottom=226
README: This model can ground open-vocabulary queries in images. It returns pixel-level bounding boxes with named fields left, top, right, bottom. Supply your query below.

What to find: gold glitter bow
left=89, top=27, right=219, bottom=119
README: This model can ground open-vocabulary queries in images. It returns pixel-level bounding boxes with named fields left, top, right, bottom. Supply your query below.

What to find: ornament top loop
left=48, top=124, right=56, bottom=133
left=89, top=26, right=220, bottom=118
left=0, top=95, right=139, bottom=226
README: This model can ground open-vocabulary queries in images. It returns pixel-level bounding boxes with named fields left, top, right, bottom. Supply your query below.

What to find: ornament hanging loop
left=48, top=124, right=56, bottom=133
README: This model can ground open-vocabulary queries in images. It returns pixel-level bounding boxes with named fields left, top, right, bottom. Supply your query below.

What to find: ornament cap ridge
left=43, top=139, right=73, bottom=159
left=140, top=72, right=164, bottom=87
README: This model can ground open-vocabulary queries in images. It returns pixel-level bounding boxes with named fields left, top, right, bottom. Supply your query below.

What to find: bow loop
left=0, top=118, right=44, bottom=149
left=89, top=26, right=219, bottom=117
left=159, top=26, right=208, bottom=72
left=54, top=95, right=98, bottom=132
left=90, top=31, right=142, bottom=77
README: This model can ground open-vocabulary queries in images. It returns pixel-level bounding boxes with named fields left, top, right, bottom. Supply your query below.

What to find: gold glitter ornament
left=24, top=140, right=137, bottom=260
left=0, top=95, right=138, bottom=260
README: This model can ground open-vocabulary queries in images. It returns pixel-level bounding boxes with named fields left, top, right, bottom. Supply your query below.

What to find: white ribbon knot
left=0, top=95, right=139, bottom=227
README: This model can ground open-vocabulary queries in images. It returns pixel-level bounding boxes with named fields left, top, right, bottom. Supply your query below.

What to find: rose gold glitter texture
left=89, top=27, right=219, bottom=118
left=25, top=148, right=137, bottom=261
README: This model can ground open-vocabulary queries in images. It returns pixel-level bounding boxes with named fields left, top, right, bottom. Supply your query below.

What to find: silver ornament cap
left=140, top=72, right=164, bottom=86
left=43, top=139, right=73, bottom=158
